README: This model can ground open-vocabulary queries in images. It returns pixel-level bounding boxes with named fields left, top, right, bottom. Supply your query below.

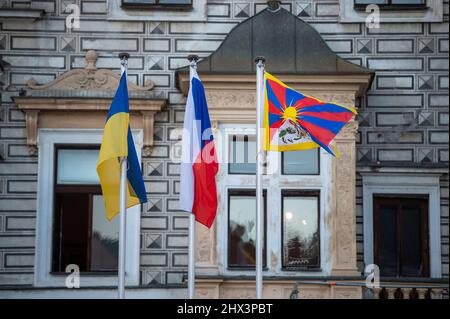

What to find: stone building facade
left=0, top=0, right=448, bottom=298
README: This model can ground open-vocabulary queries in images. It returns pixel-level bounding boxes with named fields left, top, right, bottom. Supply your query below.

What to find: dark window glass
left=377, top=204, right=398, bottom=276
left=374, top=196, right=429, bottom=277
left=52, top=146, right=119, bottom=273
left=90, top=195, right=119, bottom=271
left=282, top=191, right=320, bottom=269
left=282, top=149, right=319, bottom=175
left=228, top=190, right=266, bottom=268
left=229, top=135, right=256, bottom=175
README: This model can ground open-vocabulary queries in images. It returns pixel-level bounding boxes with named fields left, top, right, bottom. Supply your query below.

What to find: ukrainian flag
left=97, top=72, right=147, bottom=221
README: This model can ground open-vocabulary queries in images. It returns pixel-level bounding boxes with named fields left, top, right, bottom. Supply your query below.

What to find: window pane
left=53, top=193, right=90, bottom=272
left=400, top=204, right=423, bottom=276
left=57, top=149, right=99, bottom=184
left=229, top=135, right=256, bottom=174
left=228, top=193, right=265, bottom=268
left=378, top=204, right=398, bottom=276
left=282, top=195, right=320, bottom=269
left=90, top=195, right=119, bottom=271
left=282, top=149, right=319, bottom=175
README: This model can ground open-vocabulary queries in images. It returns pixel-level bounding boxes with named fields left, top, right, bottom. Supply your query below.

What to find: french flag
left=179, top=68, right=218, bottom=228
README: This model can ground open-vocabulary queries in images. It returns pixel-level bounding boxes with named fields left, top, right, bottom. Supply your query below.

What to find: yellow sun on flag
left=282, top=106, right=298, bottom=122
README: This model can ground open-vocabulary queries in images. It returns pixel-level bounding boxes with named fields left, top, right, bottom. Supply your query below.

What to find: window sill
left=282, top=267, right=323, bottom=272
left=227, top=267, right=269, bottom=271
left=50, top=271, right=118, bottom=276
left=121, top=4, right=193, bottom=11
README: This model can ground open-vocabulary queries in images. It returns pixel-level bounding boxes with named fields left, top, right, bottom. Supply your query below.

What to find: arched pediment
left=26, top=50, right=154, bottom=92
left=12, top=50, right=167, bottom=156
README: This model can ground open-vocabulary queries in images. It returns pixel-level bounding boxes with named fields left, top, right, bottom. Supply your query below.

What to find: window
left=52, top=146, right=119, bottom=273
left=228, top=190, right=266, bottom=268
left=373, top=196, right=429, bottom=277
left=121, top=0, right=192, bottom=8
left=282, top=149, right=320, bottom=175
left=354, top=0, right=426, bottom=9
left=282, top=191, right=320, bottom=270
left=228, top=134, right=256, bottom=175
left=340, top=0, right=442, bottom=23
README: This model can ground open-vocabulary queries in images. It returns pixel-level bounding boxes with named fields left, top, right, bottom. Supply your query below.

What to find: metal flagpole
left=187, top=54, right=199, bottom=300
left=255, top=56, right=265, bottom=299
left=118, top=52, right=129, bottom=300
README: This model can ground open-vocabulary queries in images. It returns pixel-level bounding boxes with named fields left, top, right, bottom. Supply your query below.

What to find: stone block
left=368, top=94, right=423, bottom=108
left=141, top=253, right=168, bottom=267
left=11, top=36, right=56, bottom=51
left=5, top=216, right=35, bottom=231
left=368, top=58, right=423, bottom=71
left=141, top=217, right=168, bottom=230
left=377, top=149, right=413, bottom=162
left=81, top=38, right=138, bottom=52
left=166, top=234, right=188, bottom=248
left=144, top=39, right=170, bottom=52
left=175, top=39, right=222, bottom=52
left=377, top=39, right=414, bottom=53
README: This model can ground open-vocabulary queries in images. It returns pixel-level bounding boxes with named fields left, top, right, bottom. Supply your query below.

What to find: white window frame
left=216, top=124, right=333, bottom=277
left=362, top=173, right=442, bottom=278
left=339, top=0, right=443, bottom=23
left=108, top=0, right=207, bottom=21
left=34, top=128, right=142, bottom=287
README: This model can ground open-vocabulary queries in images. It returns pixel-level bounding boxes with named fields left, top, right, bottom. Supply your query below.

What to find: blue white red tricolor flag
left=263, top=72, right=356, bottom=156
left=179, top=68, right=218, bottom=228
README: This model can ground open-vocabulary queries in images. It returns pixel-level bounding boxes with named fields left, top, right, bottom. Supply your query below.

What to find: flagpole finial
left=118, top=52, right=130, bottom=60
left=255, top=56, right=266, bottom=64
left=267, top=0, right=281, bottom=11
left=187, top=55, right=199, bottom=62
left=187, top=55, right=199, bottom=69
left=119, top=52, right=130, bottom=69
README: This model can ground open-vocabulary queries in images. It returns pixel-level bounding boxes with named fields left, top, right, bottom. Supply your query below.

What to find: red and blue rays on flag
left=263, top=72, right=356, bottom=156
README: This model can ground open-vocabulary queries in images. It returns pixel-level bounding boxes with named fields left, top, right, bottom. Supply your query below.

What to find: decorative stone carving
left=13, top=50, right=166, bottom=155
left=332, top=118, right=360, bottom=276
left=332, top=286, right=362, bottom=299
left=27, top=50, right=154, bottom=91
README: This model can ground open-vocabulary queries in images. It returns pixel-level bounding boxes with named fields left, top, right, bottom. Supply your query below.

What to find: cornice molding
left=12, top=50, right=167, bottom=156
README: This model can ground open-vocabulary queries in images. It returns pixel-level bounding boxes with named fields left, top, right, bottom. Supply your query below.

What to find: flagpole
left=187, top=54, right=199, bottom=300
left=118, top=52, right=129, bottom=300
left=255, top=56, right=265, bottom=299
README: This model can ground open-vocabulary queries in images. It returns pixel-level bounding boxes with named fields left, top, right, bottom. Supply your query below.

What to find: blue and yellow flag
left=97, top=73, right=147, bottom=221
left=263, top=72, right=356, bottom=156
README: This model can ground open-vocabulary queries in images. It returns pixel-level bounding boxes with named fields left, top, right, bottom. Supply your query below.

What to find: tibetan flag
left=263, top=72, right=356, bottom=156
left=179, top=68, right=218, bottom=228
left=97, top=72, right=147, bottom=221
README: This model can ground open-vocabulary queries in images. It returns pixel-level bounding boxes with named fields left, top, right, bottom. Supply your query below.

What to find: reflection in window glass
left=282, top=194, right=320, bottom=269
left=282, top=149, right=319, bottom=175
left=57, top=149, right=100, bottom=184
left=228, top=192, right=265, bottom=268
left=90, top=195, right=119, bottom=271
left=229, top=135, right=256, bottom=174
